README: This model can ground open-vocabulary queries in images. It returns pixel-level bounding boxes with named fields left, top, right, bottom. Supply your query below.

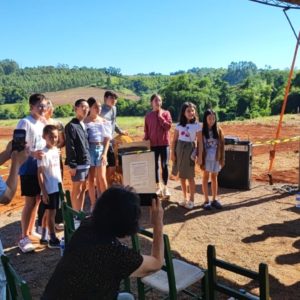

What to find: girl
left=171, top=102, right=202, bottom=209
left=85, top=97, right=111, bottom=210
left=201, top=109, right=225, bottom=210
left=144, top=94, right=172, bottom=197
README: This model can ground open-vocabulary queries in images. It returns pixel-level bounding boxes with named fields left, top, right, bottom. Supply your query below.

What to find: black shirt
left=42, top=219, right=143, bottom=300
left=65, top=118, right=90, bottom=169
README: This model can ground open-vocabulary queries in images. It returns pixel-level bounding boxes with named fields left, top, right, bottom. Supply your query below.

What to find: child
left=16, top=93, right=48, bottom=253
left=100, top=91, right=127, bottom=182
left=200, top=109, right=225, bottom=210
left=65, top=99, right=90, bottom=211
left=37, top=125, right=62, bottom=248
left=85, top=97, right=111, bottom=209
left=171, top=102, right=202, bottom=209
left=144, top=94, right=172, bottom=197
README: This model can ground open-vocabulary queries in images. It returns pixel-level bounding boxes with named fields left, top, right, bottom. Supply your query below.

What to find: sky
left=1, top=0, right=300, bottom=75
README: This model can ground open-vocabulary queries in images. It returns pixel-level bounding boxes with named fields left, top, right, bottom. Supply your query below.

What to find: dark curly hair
left=91, top=185, right=141, bottom=238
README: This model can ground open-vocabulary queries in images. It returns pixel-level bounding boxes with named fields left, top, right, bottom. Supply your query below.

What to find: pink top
left=144, top=110, right=172, bottom=146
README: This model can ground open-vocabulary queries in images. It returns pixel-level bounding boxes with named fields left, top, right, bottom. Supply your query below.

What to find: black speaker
left=218, top=140, right=252, bottom=190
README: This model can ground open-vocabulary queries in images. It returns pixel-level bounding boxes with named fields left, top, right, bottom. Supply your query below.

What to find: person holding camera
left=171, top=102, right=202, bottom=210
left=42, top=185, right=164, bottom=300
left=0, top=141, right=29, bottom=298
left=0, top=141, right=29, bottom=205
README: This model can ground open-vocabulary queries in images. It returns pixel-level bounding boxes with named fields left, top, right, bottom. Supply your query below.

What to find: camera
left=12, top=129, right=26, bottom=152
left=139, top=193, right=157, bottom=206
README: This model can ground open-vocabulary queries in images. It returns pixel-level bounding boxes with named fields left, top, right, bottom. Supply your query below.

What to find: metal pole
left=268, top=30, right=300, bottom=184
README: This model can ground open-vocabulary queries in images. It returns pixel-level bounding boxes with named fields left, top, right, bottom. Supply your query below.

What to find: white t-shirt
left=175, top=122, right=202, bottom=142
left=37, top=147, right=62, bottom=194
left=16, top=115, right=46, bottom=151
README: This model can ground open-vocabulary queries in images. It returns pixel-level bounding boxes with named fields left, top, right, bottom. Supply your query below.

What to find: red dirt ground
left=0, top=118, right=299, bottom=299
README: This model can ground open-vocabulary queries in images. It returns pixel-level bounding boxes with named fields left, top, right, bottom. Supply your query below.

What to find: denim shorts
left=89, top=143, right=104, bottom=167
left=71, top=168, right=89, bottom=182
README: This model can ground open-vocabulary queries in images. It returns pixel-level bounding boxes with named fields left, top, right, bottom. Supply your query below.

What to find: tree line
left=0, top=59, right=299, bottom=121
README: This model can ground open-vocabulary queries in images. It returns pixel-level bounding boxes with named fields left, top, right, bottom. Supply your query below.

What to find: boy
left=65, top=99, right=90, bottom=211
left=37, top=125, right=62, bottom=248
left=144, top=94, right=172, bottom=197
left=100, top=91, right=127, bottom=180
left=16, top=93, right=48, bottom=253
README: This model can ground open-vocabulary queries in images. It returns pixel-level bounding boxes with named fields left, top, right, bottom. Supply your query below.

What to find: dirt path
left=0, top=179, right=299, bottom=299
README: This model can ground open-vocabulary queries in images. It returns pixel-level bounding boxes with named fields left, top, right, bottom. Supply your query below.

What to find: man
left=0, top=141, right=29, bottom=298
left=100, top=91, right=127, bottom=180
left=16, top=93, right=48, bottom=253
left=65, top=99, right=90, bottom=211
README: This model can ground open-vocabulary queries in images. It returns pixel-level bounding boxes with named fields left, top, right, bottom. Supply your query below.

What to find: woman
left=85, top=97, right=111, bottom=210
left=42, top=186, right=164, bottom=300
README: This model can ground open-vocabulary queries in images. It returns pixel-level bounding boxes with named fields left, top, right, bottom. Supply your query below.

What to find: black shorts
left=107, top=144, right=116, bottom=167
left=41, top=192, right=60, bottom=210
left=20, top=175, right=41, bottom=197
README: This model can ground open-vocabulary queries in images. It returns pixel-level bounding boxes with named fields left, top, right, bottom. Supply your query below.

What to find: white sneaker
left=185, top=201, right=195, bottom=210
left=55, top=223, right=64, bottom=231
left=162, top=186, right=171, bottom=197
left=179, top=200, right=187, bottom=207
left=18, top=237, right=35, bottom=253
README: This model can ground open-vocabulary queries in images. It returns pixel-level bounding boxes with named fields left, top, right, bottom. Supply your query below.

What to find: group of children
left=14, top=91, right=224, bottom=254
left=16, top=91, right=123, bottom=253
left=145, top=95, right=225, bottom=210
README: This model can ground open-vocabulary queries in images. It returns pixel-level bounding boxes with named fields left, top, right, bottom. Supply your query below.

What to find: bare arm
left=130, top=198, right=164, bottom=277
left=37, top=166, right=49, bottom=204
left=101, top=137, right=110, bottom=166
left=0, top=149, right=29, bottom=204
left=171, top=129, right=179, bottom=162
left=196, top=131, right=203, bottom=165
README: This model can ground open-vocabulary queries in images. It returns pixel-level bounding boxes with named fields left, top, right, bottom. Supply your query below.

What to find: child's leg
left=202, top=171, right=210, bottom=203
left=71, top=181, right=86, bottom=211
left=211, top=172, right=218, bottom=200
left=188, top=178, right=196, bottom=202
left=180, top=178, right=188, bottom=200
left=41, top=205, right=48, bottom=241
left=88, top=167, right=96, bottom=208
left=151, top=147, right=160, bottom=185
left=160, top=146, right=169, bottom=186
left=97, top=165, right=108, bottom=194
left=47, top=209, right=56, bottom=237
left=28, top=196, right=41, bottom=235
left=21, top=196, right=38, bottom=238
left=78, top=181, right=87, bottom=211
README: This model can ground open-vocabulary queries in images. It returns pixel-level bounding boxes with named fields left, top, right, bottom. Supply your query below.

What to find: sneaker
left=55, top=223, right=64, bottom=231
left=18, top=237, right=35, bottom=253
left=211, top=200, right=223, bottom=209
left=48, top=237, right=60, bottom=249
left=185, top=201, right=194, bottom=210
left=203, top=202, right=212, bottom=210
left=162, top=186, right=171, bottom=198
left=40, top=238, right=48, bottom=245
left=179, top=200, right=187, bottom=207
